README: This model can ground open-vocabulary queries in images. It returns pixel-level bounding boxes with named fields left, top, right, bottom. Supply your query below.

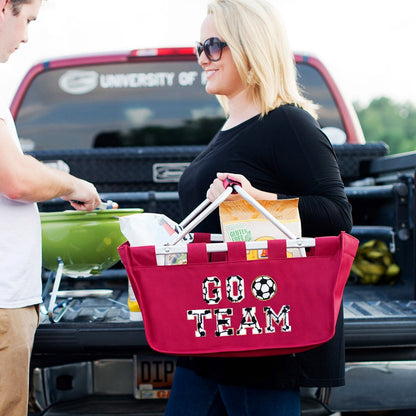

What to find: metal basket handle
left=167, top=178, right=299, bottom=246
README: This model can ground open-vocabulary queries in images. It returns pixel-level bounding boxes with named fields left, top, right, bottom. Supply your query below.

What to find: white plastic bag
left=119, top=213, right=178, bottom=247
left=119, top=213, right=189, bottom=265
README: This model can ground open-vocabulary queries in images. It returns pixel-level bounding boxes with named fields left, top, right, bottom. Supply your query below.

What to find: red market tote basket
left=118, top=181, right=358, bottom=357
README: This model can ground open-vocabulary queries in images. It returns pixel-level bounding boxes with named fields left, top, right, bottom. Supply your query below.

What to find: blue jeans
left=165, top=366, right=300, bottom=416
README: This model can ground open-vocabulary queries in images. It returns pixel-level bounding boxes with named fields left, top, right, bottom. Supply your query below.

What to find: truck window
left=297, top=62, right=344, bottom=131
left=15, top=60, right=344, bottom=151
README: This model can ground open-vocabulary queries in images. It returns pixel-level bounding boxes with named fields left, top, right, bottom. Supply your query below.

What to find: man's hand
left=61, top=178, right=101, bottom=211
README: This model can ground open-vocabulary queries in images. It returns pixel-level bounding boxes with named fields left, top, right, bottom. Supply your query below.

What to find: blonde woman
left=166, top=0, right=352, bottom=414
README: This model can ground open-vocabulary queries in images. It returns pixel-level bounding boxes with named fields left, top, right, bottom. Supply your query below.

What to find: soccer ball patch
left=251, top=276, right=277, bottom=301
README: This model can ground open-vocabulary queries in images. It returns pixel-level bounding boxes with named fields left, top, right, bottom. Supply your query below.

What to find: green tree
left=354, top=97, right=416, bottom=155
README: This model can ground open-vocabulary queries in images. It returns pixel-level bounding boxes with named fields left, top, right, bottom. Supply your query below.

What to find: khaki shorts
left=0, top=305, right=39, bottom=416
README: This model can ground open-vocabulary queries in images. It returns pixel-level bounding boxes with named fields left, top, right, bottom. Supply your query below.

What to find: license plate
left=134, top=355, right=176, bottom=399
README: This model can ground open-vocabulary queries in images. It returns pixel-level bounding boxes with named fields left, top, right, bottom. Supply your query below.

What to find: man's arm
left=0, top=120, right=101, bottom=211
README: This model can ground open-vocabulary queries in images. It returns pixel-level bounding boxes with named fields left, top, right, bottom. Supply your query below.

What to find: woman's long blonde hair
left=207, top=0, right=318, bottom=119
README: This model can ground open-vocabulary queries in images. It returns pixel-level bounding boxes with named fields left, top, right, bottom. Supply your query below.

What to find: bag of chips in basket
left=219, top=198, right=302, bottom=258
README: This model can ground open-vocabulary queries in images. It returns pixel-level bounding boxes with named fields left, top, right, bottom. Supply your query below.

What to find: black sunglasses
left=195, top=37, right=228, bottom=62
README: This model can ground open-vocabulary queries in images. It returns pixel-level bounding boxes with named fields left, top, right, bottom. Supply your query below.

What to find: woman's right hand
left=206, top=172, right=277, bottom=202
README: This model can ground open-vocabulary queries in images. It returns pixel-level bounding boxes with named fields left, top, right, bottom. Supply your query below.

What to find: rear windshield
left=15, top=60, right=344, bottom=151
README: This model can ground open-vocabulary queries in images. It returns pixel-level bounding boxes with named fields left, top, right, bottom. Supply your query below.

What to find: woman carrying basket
left=165, top=0, right=353, bottom=414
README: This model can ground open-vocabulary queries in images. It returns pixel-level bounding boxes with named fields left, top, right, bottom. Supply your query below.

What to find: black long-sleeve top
left=177, top=104, right=352, bottom=388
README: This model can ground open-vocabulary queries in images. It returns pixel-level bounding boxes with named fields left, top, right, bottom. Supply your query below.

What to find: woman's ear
left=0, top=0, right=9, bottom=23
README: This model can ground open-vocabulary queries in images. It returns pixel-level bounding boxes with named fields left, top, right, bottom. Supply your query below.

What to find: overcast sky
left=0, top=0, right=415, bottom=107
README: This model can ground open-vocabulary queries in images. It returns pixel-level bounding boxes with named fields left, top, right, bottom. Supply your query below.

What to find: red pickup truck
left=11, top=48, right=416, bottom=416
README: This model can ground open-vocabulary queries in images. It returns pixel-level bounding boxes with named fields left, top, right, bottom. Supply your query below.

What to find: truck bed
left=32, top=142, right=415, bottom=360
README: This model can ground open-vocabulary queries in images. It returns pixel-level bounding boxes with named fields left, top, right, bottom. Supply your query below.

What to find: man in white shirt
left=0, top=1, right=101, bottom=414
